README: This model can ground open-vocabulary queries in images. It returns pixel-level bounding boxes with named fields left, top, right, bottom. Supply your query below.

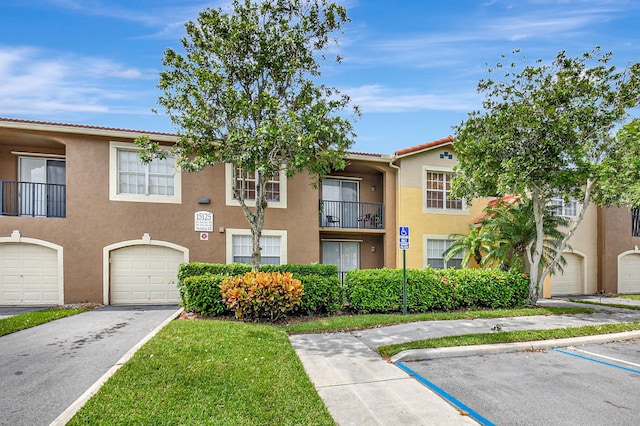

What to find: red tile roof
left=473, top=194, right=522, bottom=224
left=0, top=117, right=176, bottom=137
left=394, top=135, right=454, bottom=157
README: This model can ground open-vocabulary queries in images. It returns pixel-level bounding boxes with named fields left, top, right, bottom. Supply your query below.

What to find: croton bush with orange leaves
left=219, top=271, right=304, bottom=322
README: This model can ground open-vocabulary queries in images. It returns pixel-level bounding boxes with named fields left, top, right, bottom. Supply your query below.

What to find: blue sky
left=1, top=0, right=639, bottom=154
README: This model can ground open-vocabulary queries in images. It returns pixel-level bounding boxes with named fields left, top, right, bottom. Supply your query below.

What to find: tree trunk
left=526, top=188, right=545, bottom=307
left=250, top=170, right=268, bottom=271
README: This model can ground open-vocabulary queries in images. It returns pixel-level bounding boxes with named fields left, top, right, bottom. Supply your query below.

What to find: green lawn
left=621, top=294, right=640, bottom=300
left=68, top=320, right=335, bottom=426
left=0, top=308, right=88, bottom=337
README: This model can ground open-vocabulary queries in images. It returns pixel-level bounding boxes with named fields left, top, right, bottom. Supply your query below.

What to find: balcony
left=319, top=200, right=384, bottom=229
left=0, top=180, right=66, bottom=218
left=633, top=208, right=640, bottom=238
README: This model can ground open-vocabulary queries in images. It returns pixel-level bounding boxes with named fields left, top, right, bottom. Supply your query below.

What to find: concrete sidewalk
left=290, top=298, right=640, bottom=426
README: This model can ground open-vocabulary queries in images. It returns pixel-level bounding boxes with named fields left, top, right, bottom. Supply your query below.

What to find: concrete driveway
left=0, top=305, right=181, bottom=426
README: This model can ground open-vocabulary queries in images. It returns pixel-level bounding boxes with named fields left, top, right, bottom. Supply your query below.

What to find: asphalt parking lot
left=400, top=339, right=640, bottom=426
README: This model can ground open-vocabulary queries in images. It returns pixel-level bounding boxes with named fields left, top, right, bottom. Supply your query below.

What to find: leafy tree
left=453, top=48, right=640, bottom=306
left=443, top=224, right=491, bottom=267
left=136, top=0, right=358, bottom=269
left=480, top=198, right=569, bottom=273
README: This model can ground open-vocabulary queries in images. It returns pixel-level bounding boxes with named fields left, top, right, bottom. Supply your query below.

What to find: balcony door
left=19, top=157, right=66, bottom=217
left=322, top=241, right=359, bottom=281
left=322, top=178, right=359, bottom=228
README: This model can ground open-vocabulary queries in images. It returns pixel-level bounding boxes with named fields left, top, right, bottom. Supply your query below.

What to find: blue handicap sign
left=399, top=226, right=410, bottom=249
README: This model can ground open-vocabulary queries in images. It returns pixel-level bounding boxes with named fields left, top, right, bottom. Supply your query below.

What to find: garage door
left=619, top=253, right=640, bottom=294
left=551, top=253, right=583, bottom=296
left=110, top=245, right=183, bottom=304
left=0, top=243, right=60, bottom=305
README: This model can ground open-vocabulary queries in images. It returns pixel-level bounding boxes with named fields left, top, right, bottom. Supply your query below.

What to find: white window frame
left=422, top=166, right=468, bottom=215
left=224, top=163, right=287, bottom=209
left=550, top=195, right=578, bottom=217
left=225, top=228, right=287, bottom=264
left=423, top=234, right=463, bottom=269
left=109, top=141, right=182, bottom=204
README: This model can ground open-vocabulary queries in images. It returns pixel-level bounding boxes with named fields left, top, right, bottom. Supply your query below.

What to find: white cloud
left=346, top=85, right=478, bottom=113
left=0, top=45, right=149, bottom=116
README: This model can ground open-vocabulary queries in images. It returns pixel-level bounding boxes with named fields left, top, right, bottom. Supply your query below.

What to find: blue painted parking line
left=396, top=362, right=495, bottom=426
left=553, top=348, right=640, bottom=375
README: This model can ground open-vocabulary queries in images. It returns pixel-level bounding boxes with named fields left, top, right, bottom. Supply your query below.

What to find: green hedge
left=344, top=268, right=529, bottom=314
left=180, top=273, right=228, bottom=316
left=177, top=263, right=343, bottom=317
left=178, top=262, right=339, bottom=281
left=298, top=275, right=344, bottom=315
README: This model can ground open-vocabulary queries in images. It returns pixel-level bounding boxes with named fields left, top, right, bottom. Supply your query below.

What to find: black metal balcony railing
left=0, top=180, right=66, bottom=218
left=319, top=200, right=384, bottom=229
left=633, top=208, right=640, bottom=238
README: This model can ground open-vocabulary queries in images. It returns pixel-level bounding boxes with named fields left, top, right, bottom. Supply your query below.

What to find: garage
left=0, top=243, right=61, bottom=305
left=551, top=252, right=584, bottom=296
left=109, top=244, right=184, bottom=304
left=618, top=253, right=640, bottom=294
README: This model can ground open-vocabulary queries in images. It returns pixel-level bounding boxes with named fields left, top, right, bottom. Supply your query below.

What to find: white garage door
left=0, top=243, right=60, bottom=305
left=110, top=245, right=183, bottom=304
left=619, top=253, right=640, bottom=294
left=551, top=253, right=583, bottom=296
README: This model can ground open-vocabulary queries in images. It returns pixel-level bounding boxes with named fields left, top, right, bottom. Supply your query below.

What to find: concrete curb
left=391, top=330, right=640, bottom=363
left=49, top=307, right=184, bottom=426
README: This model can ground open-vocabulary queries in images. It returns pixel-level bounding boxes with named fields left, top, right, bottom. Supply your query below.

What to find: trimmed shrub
left=298, top=275, right=344, bottom=315
left=178, top=262, right=338, bottom=282
left=219, top=271, right=304, bottom=322
left=180, top=273, right=228, bottom=316
left=344, top=267, right=529, bottom=314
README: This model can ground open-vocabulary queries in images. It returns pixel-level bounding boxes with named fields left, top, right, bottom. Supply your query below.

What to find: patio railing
left=0, top=180, right=66, bottom=218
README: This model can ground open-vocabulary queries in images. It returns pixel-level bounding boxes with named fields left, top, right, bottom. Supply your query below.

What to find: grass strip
left=377, top=321, right=640, bottom=358
left=569, top=299, right=640, bottom=311
left=283, top=306, right=594, bottom=334
left=0, top=308, right=87, bottom=337
left=621, top=295, right=640, bottom=300
left=68, top=320, right=335, bottom=426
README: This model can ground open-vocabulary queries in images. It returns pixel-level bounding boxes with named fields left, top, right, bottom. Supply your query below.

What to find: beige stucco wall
left=395, top=145, right=489, bottom=269
left=542, top=203, right=599, bottom=297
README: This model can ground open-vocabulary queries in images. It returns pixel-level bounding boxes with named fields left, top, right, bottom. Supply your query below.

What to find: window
left=234, top=165, right=280, bottom=202
left=321, top=178, right=359, bottom=227
left=424, top=237, right=462, bottom=269
left=423, top=168, right=464, bottom=212
left=225, top=229, right=287, bottom=264
left=632, top=208, right=640, bottom=238
left=225, top=164, right=287, bottom=208
left=322, top=241, right=360, bottom=281
left=16, top=156, right=66, bottom=217
left=109, top=142, right=181, bottom=203
left=551, top=195, right=577, bottom=217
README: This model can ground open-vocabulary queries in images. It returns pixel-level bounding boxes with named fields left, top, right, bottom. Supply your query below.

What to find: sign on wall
left=195, top=211, right=214, bottom=232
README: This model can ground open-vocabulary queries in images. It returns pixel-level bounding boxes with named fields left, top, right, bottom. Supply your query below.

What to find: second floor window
left=118, top=150, right=175, bottom=196
left=234, top=166, right=280, bottom=202
left=551, top=195, right=577, bottom=217
left=425, top=171, right=463, bottom=210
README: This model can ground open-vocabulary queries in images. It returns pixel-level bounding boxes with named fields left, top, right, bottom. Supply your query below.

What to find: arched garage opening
left=618, top=249, right=640, bottom=294
left=103, top=234, right=189, bottom=305
left=551, top=251, right=586, bottom=296
left=0, top=231, right=64, bottom=305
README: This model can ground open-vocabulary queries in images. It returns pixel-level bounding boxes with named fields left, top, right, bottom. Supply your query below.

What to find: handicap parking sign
left=399, top=226, right=410, bottom=249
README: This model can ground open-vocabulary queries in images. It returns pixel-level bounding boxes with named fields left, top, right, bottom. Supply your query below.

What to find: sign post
left=399, top=226, right=410, bottom=315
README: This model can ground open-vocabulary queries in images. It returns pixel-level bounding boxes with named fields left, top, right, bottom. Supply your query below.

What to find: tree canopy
left=137, top=0, right=358, bottom=269
left=453, top=48, right=640, bottom=305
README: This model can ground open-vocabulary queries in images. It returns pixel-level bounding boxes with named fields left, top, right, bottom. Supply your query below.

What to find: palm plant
left=480, top=198, right=569, bottom=272
left=443, top=224, right=492, bottom=267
